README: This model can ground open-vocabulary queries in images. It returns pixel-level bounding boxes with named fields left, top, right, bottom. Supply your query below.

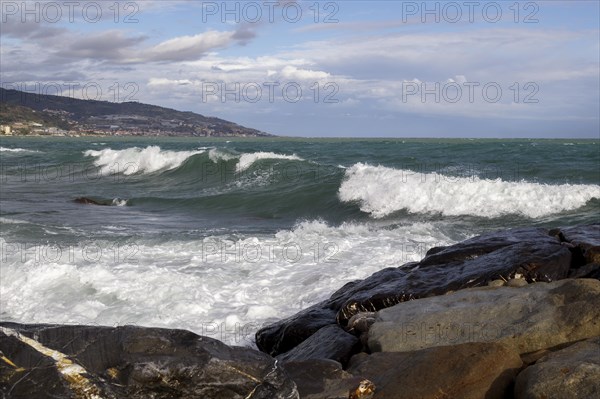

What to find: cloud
left=279, top=65, right=330, bottom=80
left=232, top=23, right=259, bottom=45
left=0, top=18, right=67, bottom=40
left=145, top=31, right=234, bottom=62
left=56, top=30, right=147, bottom=61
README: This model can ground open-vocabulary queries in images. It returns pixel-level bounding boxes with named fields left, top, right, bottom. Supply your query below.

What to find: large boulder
left=368, top=279, right=600, bottom=354
left=347, top=342, right=522, bottom=399
left=515, top=337, right=600, bottom=399
left=276, top=325, right=359, bottom=366
left=0, top=323, right=298, bottom=399
left=257, top=227, right=574, bottom=356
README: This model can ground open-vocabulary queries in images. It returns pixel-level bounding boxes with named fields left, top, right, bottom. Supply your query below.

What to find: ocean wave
left=84, top=146, right=204, bottom=175
left=0, top=221, right=452, bottom=346
left=236, top=152, right=304, bottom=172
left=0, top=147, right=41, bottom=153
left=339, top=163, right=600, bottom=218
left=208, top=148, right=238, bottom=163
left=112, top=198, right=128, bottom=206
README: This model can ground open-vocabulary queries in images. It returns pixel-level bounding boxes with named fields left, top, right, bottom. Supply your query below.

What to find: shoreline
left=2, top=224, right=599, bottom=398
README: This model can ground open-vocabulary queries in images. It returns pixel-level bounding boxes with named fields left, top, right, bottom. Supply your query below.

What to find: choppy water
left=1, top=137, right=599, bottom=346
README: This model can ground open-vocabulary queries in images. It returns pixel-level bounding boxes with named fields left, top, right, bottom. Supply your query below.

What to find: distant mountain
left=0, top=88, right=272, bottom=137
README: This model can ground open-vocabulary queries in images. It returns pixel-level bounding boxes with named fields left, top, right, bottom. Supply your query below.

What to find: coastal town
left=0, top=88, right=270, bottom=138
left=0, top=113, right=241, bottom=137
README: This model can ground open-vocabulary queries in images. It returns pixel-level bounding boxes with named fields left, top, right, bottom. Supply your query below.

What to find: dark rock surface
left=514, top=337, right=600, bottom=399
left=368, top=278, right=600, bottom=353
left=73, top=197, right=111, bottom=206
left=0, top=323, right=298, bottom=399
left=347, top=342, right=523, bottom=399
left=257, top=226, right=584, bottom=357
left=276, top=325, right=359, bottom=366
left=552, top=224, right=600, bottom=265
left=281, top=359, right=362, bottom=399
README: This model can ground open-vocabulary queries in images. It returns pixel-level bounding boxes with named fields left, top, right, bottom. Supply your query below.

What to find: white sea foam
left=236, top=152, right=304, bottom=172
left=339, top=163, right=600, bottom=218
left=84, top=146, right=203, bottom=175
left=0, top=147, right=41, bottom=153
left=0, top=221, right=453, bottom=347
left=111, top=198, right=128, bottom=206
left=208, top=149, right=304, bottom=173
left=208, top=148, right=238, bottom=163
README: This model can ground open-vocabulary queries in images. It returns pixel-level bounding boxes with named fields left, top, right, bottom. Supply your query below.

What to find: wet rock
left=0, top=323, right=298, bottom=399
left=555, top=224, right=600, bottom=264
left=276, top=324, right=359, bottom=366
left=334, top=229, right=571, bottom=324
left=282, top=359, right=361, bottom=399
left=0, top=334, right=71, bottom=399
left=257, top=227, right=573, bottom=356
left=515, top=337, right=600, bottom=399
left=256, top=306, right=337, bottom=357
left=73, top=197, right=109, bottom=206
left=368, top=279, right=600, bottom=354
left=569, top=263, right=600, bottom=279
left=347, top=342, right=522, bottom=399
left=347, top=312, right=377, bottom=335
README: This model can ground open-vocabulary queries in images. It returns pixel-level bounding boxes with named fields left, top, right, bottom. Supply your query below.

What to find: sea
left=1, top=137, right=599, bottom=346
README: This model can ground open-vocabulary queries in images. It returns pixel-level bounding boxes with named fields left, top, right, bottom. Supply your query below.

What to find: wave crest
left=339, top=163, right=600, bottom=218
left=0, top=147, right=41, bottom=153
left=84, top=146, right=203, bottom=175
left=236, top=152, right=304, bottom=172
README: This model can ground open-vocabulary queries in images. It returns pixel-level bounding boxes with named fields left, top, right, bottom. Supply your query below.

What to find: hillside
left=0, top=88, right=271, bottom=137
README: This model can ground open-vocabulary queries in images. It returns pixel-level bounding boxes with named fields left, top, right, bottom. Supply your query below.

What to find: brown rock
left=282, top=359, right=360, bottom=399
left=369, top=279, right=600, bottom=355
left=347, top=342, right=522, bottom=399
left=515, top=337, right=600, bottom=399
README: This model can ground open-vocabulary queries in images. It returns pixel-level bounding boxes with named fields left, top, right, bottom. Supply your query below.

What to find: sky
left=1, top=0, right=599, bottom=137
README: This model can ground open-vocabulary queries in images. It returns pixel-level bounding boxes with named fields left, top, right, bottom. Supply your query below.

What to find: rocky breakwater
left=257, top=224, right=600, bottom=398
left=0, top=324, right=298, bottom=399
left=1, top=224, right=598, bottom=399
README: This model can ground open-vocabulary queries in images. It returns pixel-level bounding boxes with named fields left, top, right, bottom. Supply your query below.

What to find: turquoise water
left=1, top=137, right=599, bottom=345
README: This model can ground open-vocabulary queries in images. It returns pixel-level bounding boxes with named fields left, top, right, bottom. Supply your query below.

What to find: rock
left=73, top=197, right=109, bottom=206
left=515, top=337, right=600, bottom=399
left=282, top=359, right=361, bottom=399
left=368, top=279, right=600, bottom=354
left=257, top=226, right=573, bottom=356
left=276, top=324, right=359, bottom=366
left=0, top=323, right=298, bottom=399
left=554, top=224, right=600, bottom=264
left=347, top=312, right=377, bottom=334
left=347, top=342, right=522, bottom=399
left=507, top=278, right=529, bottom=287
left=569, top=263, right=600, bottom=279
left=488, top=279, right=506, bottom=287
left=0, top=333, right=71, bottom=398
left=256, top=306, right=337, bottom=357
